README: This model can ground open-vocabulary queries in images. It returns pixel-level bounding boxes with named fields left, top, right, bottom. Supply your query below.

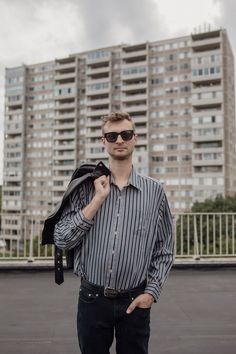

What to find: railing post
left=27, top=219, right=35, bottom=263
left=194, top=215, right=200, bottom=260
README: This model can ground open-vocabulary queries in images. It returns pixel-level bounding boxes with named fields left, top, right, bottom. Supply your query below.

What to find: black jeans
left=77, top=282, right=150, bottom=354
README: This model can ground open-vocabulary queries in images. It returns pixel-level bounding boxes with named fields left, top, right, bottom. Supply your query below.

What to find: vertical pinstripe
left=54, top=168, right=175, bottom=301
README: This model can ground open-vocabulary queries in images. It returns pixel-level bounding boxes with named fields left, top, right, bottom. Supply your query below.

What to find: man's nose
left=116, top=134, right=124, bottom=143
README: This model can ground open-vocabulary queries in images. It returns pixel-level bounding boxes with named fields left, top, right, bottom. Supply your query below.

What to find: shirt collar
left=110, top=166, right=142, bottom=191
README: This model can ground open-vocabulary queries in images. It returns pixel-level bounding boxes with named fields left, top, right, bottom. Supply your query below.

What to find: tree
left=191, top=195, right=236, bottom=212
left=0, top=185, right=2, bottom=211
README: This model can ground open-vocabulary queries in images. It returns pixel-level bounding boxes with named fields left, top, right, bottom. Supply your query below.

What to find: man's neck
left=109, top=159, right=133, bottom=189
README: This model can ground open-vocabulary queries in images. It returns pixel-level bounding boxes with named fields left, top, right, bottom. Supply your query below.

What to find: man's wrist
left=144, top=292, right=155, bottom=303
left=93, top=193, right=106, bottom=205
left=82, top=195, right=104, bottom=220
left=144, top=286, right=159, bottom=303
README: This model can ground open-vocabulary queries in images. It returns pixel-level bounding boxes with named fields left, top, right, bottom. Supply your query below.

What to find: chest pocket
left=134, top=209, right=147, bottom=235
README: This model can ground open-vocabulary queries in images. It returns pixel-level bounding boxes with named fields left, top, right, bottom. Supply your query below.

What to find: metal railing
left=174, top=213, right=236, bottom=259
left=0, top=213, right=236, bottom=261
left=0, top=214, right=53, bottom=261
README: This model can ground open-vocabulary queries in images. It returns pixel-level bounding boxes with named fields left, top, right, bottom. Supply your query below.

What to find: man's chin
left=110, top=152, right=132, bottom=161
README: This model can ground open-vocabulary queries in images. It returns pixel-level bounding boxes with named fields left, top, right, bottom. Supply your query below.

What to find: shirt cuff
left=74, top=209, right=94, bottom=231
left=144, top=282, right=161, bottom=303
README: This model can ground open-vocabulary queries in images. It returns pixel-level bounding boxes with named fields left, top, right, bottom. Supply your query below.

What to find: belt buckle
left=104, top=287, right=118, bottom=298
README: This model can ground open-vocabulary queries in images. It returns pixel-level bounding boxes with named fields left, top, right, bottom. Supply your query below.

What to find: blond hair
left=101, top=111, right=135, bottom=134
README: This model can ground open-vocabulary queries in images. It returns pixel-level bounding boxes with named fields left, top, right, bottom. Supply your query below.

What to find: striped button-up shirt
left=54, top=168, right=175, bottom=301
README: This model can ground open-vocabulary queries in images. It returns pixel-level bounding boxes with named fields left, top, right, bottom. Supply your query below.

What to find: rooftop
left=0, top=267, right=236, bottom=354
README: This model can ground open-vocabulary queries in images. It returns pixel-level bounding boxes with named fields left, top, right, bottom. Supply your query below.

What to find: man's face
left=102, top=120, right=137, bottom=161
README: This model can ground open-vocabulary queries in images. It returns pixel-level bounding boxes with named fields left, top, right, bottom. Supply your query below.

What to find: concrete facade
left=2, top=28, right=236, bottom=240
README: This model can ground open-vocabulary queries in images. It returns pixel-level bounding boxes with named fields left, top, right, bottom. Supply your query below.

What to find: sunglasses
left=103, top=130, right=134, bottom=143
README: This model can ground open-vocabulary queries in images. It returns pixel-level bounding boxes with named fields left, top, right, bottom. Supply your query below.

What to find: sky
left=0, top=0, right=235, bottom=184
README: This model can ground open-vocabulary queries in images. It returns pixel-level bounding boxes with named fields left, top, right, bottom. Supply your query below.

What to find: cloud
left=0, top=0, right=84, bottom=65
left=77, top=0, right=166, bottom=47
left=214, top=0, right=236, bottom=53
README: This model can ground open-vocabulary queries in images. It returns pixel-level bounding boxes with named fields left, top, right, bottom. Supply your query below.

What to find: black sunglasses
left=103, top=130, right=134, bottom=143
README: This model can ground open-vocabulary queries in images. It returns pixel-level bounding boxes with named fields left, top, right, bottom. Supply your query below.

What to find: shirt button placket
left=108, top=191, right=121, bottom=286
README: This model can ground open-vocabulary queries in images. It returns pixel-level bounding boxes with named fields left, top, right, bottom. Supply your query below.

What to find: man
left=54, top=112, right=175, bottom=354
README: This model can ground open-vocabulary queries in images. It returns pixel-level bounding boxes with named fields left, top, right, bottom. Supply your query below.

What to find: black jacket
left=41, top=161, right=110, bottom=284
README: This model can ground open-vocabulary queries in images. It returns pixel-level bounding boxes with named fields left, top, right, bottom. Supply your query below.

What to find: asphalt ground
left=0, top=268, right=236, bottom=354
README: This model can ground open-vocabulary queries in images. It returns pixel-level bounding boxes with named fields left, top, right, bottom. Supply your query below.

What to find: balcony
left=54, top=72, right=76, bottom=81
left=122, top=48, right=148, bottom=59
left=122, top=82, right=147, bottom=91
left=6, top=100, right=24, bottom=108
left=86, top=77, right=110, bottom=86
left=86, top=55, right=111, bottom=65
left=121, top=71, right=147, bottom=80
left=54, top=123, right=75, bottom=130
left=86, top=87, right=110, bottom=95
left=55, top=112, right=75, bottom=120
left=86, top=152, right=106, bottom=159
left=192, top=36, right=221, bottom=52
left=87, top=97, right=110, bottom=106
left=86, top=66, right=110, bottom=75
left=86, top=130, right=102, bottom=138
left=55, top=61, right=76, bottom=71
left=192, top=97, right=223, bottom=107
left=52, top=164, right=75, bottom=171
left=53, top=153, right=75, bottom=161
left=132, top=115, right=147, bottom=124
left=191, top=84, right=222, bottom=94
left=135, top=127, right=148, bottom=135
left=87, top=108, right=109, bottom=117
left=192, top=157, right=224, bottom=166
left=52, top=184, right=69, bottom=192
left=122, top=93, right=147, bottom=102
left=3, top=175, right=22, bottom=182
left=122, top=60, right=147, bottom=68
left=122, top=104, right=147, bottom=113
left=55, top=102, right=76, bottom=111
left=86, top=119, right=103, bottom=128
left=53, top=133, right=75, bottom=141
left=192, top=73, right=222, bottom=83
left=53, top=142, right=75, bottom=150
left=136, top=138, right=148, bottom=145
left=192, top=132, right=223, bottom=143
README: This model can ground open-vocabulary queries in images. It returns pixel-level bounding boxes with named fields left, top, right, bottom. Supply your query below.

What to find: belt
left=81, top=278, right=146, bottom=299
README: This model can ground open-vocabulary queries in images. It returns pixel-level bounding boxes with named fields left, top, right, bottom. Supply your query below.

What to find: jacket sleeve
left=54, top=184, right=94, bottom=250
left=144, top=194, right=175, bottom=302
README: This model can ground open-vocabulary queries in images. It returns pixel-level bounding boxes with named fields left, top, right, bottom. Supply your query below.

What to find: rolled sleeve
left=74, top=210, right=94, bottom=230
left=54, top=186, right=94, bottom=250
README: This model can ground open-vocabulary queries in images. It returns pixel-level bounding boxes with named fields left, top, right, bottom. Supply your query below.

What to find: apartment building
left=2, top=28, right=236, bottom=240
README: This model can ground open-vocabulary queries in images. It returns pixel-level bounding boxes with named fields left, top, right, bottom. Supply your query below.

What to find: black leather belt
left=81, top=278, right=146, bottom=299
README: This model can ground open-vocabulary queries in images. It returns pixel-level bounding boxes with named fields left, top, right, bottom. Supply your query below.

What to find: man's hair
left=101, top=111, right=135, bottom=134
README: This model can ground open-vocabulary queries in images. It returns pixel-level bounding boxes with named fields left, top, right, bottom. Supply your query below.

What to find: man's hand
left=94, top=175, right=110, bottom=202
left=82, top=175, right=110, bottom=221
left=126, top=293, right=154, bottom=314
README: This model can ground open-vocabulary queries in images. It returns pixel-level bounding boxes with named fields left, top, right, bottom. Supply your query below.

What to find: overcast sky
left=0, top=0, right=235, bottom=184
